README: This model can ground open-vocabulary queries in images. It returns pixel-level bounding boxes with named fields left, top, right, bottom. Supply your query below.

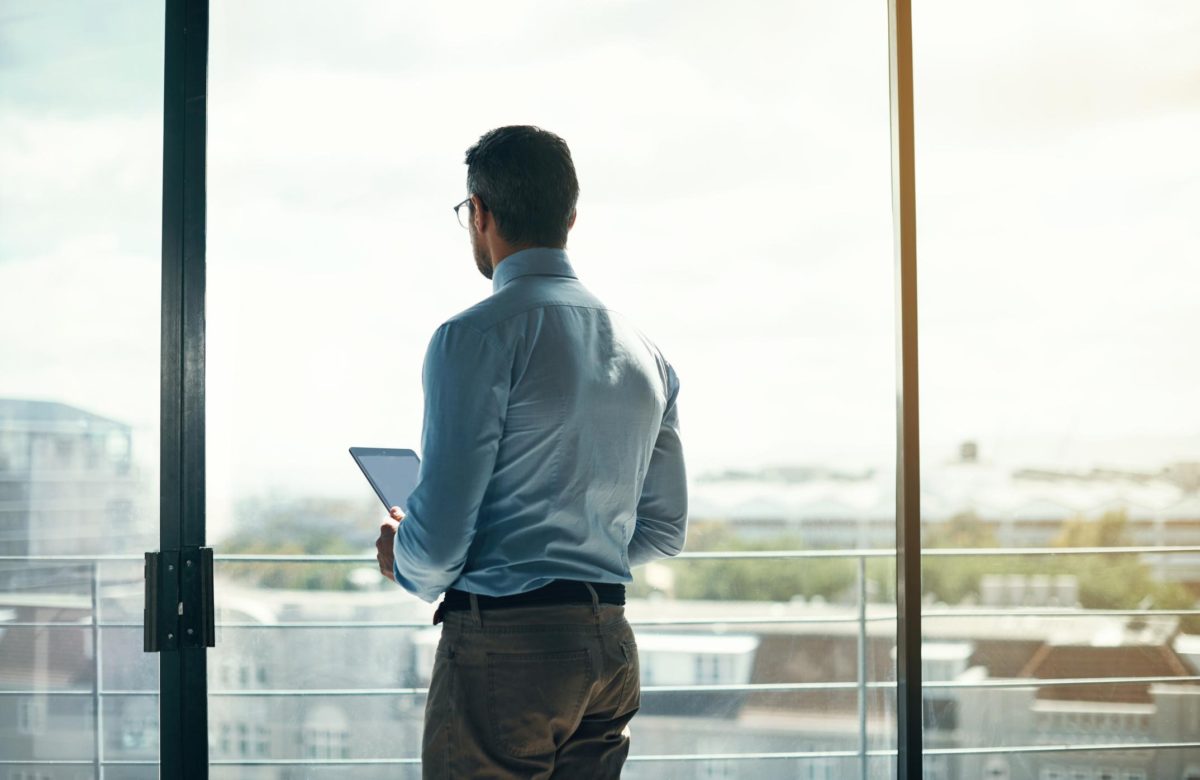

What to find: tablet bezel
left=348, top=447, right=421, bottom=512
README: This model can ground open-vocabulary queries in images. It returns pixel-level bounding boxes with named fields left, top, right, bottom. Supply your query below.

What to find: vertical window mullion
left=888, top=0, right=922, bottom=777
left=159, top=0, right=210, bottom=777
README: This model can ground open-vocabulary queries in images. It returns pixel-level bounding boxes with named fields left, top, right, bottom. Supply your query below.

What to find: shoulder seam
left=437, top=318, right=510, bottom=359
left=466, top=301, right=625, bottom=335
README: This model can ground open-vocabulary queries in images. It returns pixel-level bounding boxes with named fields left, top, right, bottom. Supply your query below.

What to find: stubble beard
left=470, top=225, right=493, bottom=280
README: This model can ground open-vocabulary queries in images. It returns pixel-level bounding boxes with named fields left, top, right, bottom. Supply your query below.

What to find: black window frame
left=158, top=0, right=210, bottom=775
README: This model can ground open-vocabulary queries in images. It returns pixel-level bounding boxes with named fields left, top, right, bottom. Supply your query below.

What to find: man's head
left=463, top=126, right=579, bottom=279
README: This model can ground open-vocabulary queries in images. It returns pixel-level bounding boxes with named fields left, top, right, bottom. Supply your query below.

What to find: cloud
left=3, top=0, right=1199, bottom=525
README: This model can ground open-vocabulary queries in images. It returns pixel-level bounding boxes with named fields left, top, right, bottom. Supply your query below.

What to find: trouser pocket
left=486, top=647, right=595, bottom=757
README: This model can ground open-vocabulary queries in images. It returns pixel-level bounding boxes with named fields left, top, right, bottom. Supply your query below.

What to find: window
left=693, top=654, right=724, bottom=685
left=5, top=0, right=1194, bottom=775
left=297, top=704, right=352, bottom=760
left=303, top=729, right=350, bottom=761
left=16, top=698, right=45, bottom=736
left=207, top=0, right=896, bottom=771
left=917, top=0, right=1200, bottom=768
left=0, top=1, right=163, bottom=769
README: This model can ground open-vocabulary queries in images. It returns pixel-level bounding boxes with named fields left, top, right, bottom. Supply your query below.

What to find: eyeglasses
left=453, top=197, right=473, bottom=229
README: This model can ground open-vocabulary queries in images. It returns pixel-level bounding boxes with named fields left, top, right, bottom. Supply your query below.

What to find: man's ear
left=470, top=194, right=488, bottom=233
left=567, top=209, right=577, bottom=230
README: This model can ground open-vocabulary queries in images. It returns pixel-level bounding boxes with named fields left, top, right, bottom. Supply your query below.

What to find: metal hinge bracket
left=144, top=547, right=215, bottom=652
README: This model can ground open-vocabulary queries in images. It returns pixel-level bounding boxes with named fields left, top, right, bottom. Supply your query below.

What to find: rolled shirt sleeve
left=628, top=363, right=688, bottom=566
left=392, top=321, right=510, bottom=602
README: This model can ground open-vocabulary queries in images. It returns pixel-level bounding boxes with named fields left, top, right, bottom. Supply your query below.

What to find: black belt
left=434, top=580, right=625, bottom=624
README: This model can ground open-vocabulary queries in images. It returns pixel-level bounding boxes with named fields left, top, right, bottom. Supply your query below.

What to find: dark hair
left=464, top=126, right=579, bottom=248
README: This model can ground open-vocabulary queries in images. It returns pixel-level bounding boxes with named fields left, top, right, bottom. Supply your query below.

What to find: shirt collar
left=492, top=247, right=577, bottom=293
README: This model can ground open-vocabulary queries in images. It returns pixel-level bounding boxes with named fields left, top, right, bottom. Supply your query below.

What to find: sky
left=2, top=0, right=1199, bottom=541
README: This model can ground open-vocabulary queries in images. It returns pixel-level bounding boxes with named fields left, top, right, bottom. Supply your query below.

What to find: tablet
left=349, top=447, right=421, bottom=513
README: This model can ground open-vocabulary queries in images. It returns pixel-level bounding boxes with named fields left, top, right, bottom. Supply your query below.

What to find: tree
left=1052, top=510, right=1196, bottom=629
left=665, top=522, right=859, bottom=603
left=920, top=509, right=1198, bottom=632
left=921, top=512, right=1019, bottom=606
left=219, top=494, right=380, bottom=590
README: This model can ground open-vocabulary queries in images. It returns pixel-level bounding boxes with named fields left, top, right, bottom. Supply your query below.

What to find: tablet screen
left=349, top=447, right=421, bottom=512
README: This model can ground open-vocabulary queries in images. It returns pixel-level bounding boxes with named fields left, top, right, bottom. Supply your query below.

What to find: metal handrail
left=5, top=674, right=1199, bottom=698
left=7, top=742, right=1200, bottom=767
left=4, top=544, right=1200, bottom=564
left=3, top=547, right=1198, bottom=771
left=9, top=603, right=1200, bottom=630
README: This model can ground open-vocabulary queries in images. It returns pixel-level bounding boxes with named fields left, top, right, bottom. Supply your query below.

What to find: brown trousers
left=422, top=595, right=640, bottom=779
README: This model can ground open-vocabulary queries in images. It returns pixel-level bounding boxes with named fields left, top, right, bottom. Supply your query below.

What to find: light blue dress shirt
left=392, top=248, right=688, bottom=602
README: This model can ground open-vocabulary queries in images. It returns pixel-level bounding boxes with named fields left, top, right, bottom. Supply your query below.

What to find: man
left=373, top=125, right=688, bottom=778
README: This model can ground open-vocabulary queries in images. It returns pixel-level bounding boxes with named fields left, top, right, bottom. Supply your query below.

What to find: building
left=690, top=458, right=1200, bottom=587
left=5, top=571, right=1199, bottom=778
left=0, top=398, right=155, bottom=777
left=0, top=398, right=151, bottom=559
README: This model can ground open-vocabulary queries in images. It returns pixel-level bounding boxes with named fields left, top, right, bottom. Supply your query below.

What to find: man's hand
left=376, top=506, right=405, bottom=582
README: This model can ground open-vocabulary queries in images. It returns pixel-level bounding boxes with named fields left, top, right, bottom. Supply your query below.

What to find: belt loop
left=469, top=592, right=483, bottom=626
left=583, top=582, right=600, bottom=618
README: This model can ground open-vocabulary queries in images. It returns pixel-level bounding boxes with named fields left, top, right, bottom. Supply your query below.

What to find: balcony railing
left=2, top=545, right=1199, bottom=772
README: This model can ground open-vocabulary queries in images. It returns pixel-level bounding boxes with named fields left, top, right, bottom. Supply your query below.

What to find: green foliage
left=926, top=511, right=999, bottom=549
left=212, top=493, right=1198, bottom=633
left=219, top=494, right=380, bottom=591
left=650, top=512, right=1197, bottom=634
left=922, top=512, right=1007, bottom=605
left=670, top=522, right=857, bottom=603
left=1049, top=510, right=1199, bottom=631
left=918, top=509, right=1199, bottom=631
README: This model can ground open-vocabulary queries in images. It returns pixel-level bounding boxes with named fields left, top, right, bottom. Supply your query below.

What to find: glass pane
left=208, top=1, right=895, bottom=775
left=0, top=1, right=164, bottom=774
left=916, top=1, right=1200, bottom=776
